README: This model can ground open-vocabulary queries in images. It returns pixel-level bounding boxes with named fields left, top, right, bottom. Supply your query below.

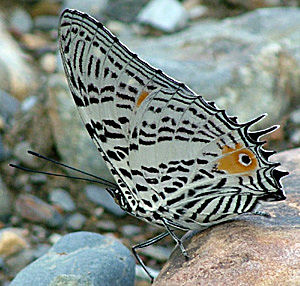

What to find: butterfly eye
left=238, top=153, right=252, bottom=166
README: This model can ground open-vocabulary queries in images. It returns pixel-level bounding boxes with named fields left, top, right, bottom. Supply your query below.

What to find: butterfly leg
left=132, top=231, right=169, bottom=283
left=161, top=219, right=189, bottom=260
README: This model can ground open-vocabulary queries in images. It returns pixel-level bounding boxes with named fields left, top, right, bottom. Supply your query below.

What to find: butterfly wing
left=59, top=9, right=287, bottom=229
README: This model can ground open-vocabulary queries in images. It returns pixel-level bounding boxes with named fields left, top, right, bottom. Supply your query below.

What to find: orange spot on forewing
left=136, top=91, right=149, bottom=107
left=217, top=143, right=258, bottom=174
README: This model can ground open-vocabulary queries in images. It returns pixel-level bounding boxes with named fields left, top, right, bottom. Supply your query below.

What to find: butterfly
left=58, top=9, right=288, bottom=281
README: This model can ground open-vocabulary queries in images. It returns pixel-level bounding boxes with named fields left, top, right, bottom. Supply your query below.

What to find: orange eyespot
left=217, top=143, right=258, bottom=174
left=136, top=91, right=149, bottom=107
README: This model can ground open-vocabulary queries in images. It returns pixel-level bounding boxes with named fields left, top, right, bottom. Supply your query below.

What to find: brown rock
left=0, top=228, right=28, bottom=258
left=154, top=148, right=300, bottom=286
left=15, top=194, right=63, bottom=228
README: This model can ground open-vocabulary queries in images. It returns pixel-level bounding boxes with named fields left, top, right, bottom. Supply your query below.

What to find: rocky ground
left=0, top=0, right=299, bottom=285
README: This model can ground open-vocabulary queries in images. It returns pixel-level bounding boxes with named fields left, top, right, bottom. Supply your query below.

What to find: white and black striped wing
left=59, top=9, right=287, bottom=227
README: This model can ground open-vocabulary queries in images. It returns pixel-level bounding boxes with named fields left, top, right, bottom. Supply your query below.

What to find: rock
left=127, top=7, right=300, bottom=127
left=49, top=233, right=62, bottom=245
left=120, top=224, right=141, bottom=237
left=290, top=129, right=300, bottom=145
left=34, top=15, right=60, bottom=31
left=96, top=220, right=117, bottom=232
left=49, top=188, right=76, bottom=212
left=47, top=74, right=114, bottom=182
left=40, top=53, right=57, bottom=73
left=10, top=8, right=33, bottom=33
left=104, top=0, right=149, bottom=23
left=15, top=194, right=64, bottom=228
left=0, top=13, right=37, bottom=100
left=0, top=177, right=11, bottom=219
left=140, top=245, right=172, bottom=262
left=290, top=108, right=300, bottom=125
left=6, top=248, right=35, bottom=277
left=21, top=96, right=38, bottom=112
left=153, top=148, right=300, bottom=285
left=32, top=244, right=51, bottom=260
left=225, top=0, right=289, bottom=10
left=136, top=265, right=160, bottom=282
left=66, top=213, right=86, bottom=230
left=13, top=141, right=36, bottom=167
left=63, top=0, right=108, bottom=19
left=187, top=5, right=209, bottom=20
left=0, top=89, right=20, bottom=126
left=85, top=184, right=125, bottom=216
left=10, top=232, right=135, bottom=286
left=0, top=228, right=28, bottom=258
left=0, top=135, right=7, bottom=161
left=29, top=174, right=47, bottom=184
left=137, top=0, right=189, bottom=32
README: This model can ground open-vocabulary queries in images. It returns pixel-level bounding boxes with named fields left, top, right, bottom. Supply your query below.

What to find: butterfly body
left=58, top=9, right=288, bottom=280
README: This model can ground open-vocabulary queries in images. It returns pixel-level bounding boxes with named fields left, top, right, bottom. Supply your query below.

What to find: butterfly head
left=106, top=187, right=132, bottom=213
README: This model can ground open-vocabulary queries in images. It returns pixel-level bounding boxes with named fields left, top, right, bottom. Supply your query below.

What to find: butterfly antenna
left=9, top=163, right=110, bottom=185
left=10, top=150, right=117, bottom=188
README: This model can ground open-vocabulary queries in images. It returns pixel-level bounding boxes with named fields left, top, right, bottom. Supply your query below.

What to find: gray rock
left=66, top=213, right=87, bottom=230
left=104, top=0, right=149, bottom=23
left=6, top=248, right=35, bottom=277
left=32, top=244, right=51, bottom=260
left=29, top=174, right=47, bottom=184
left=140, top=245, right=172, bottom=262
left=21, top=96, right=38, bottom=112
left=0, top=135, right=8, bottom=162
left=96, top=220, right=117, bottom=232
left=63, top=0, right=108, bottom=19
left=0, top=89, right=20, bottom=125
left=15, top=194, right=63, bottom=228
left=120, top=225, right=141, bottom=237
left=0, top=14, right=37, bottom=100
left=0, top=177, right=11, bottom=219
left=13, top=141, right=35, bottom=167
left=49, top=188, right=76, bottom=212
left=47, top=74, right=114, bottom=183
left=10, top=8, right=33, bottom=33
left=85, top=184, right=125, bottom=216
left=137, top=0, right=188, bottom=32
left=34, top=16, right=60, bottom=31
left=11, top=232, right=135, bottom=286
left=290, top=108, right=300, bottom=125
left=126, top=7, right=300, bottom=127
left=290, top=129, right=300, bottom=145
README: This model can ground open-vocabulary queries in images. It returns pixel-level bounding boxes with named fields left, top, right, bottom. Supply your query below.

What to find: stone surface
left=126, top=7, right=300, bottom=128
left=13, top=141, right=36, bottom=168
left=10, top=232, right=135, bottom=286
left=153, top=148, right=300, bottom=285
left=104, top=0, right=149, bottom=23
left=47, top=74, right=114, bottom=182
left=0, top=89, right=20, bottom=126
left=85, top=184, right=125, bottom=216
left=0, top=13, right=37, bottom=100
left=0, top=228, right=28, bottom=258
left=49, top=188, right=76, bottom=212
left=0, top=177, right=12, bottom=219
left=40, top=53, right=57, bottom=73
left=15, top=194, right=63, bottom=228
left=66, top=213, right=87, bottom=230
left=63, top=0, right=108, bottom=18
left=34, top=15, right=59, bottom=31
left=137, top=0, right=189, bottom=32
left=10, top=8, right=33, bottom=33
